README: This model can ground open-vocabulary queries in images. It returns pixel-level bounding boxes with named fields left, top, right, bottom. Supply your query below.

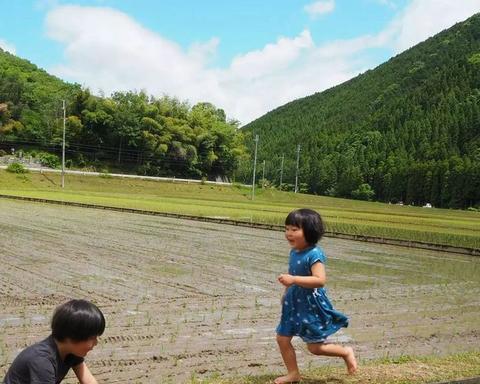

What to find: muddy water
left=0, top=199, right=478, bottom=383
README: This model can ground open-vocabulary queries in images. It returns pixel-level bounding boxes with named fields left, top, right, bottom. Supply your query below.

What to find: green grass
left=184, top=351, right=480, bottom=384
left=1, top=170, right=479, bottom=249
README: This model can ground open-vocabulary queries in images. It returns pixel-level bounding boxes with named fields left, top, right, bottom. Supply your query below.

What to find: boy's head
left=52, top=299, right=105, bottom=342
left=285, top=208, right=325, bottom=245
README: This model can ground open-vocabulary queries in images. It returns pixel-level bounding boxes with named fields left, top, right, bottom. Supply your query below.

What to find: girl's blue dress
left=276, top=246, right=349, bottom=343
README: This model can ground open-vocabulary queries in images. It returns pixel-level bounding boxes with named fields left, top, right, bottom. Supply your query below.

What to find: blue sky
left=1, top=1, right=480, bottom=124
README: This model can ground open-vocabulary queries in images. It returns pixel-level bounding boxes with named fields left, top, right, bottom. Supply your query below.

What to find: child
left=3, top=299, right=105, bottom=384
left=275, top=208, right=357, bottom=383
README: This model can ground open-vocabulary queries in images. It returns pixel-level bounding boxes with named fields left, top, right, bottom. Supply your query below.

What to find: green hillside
left=0, top=48, right=247, bottom=179
left=242, top=13, right=480, bottom=209
left=0, top=48, right=79, bottom=138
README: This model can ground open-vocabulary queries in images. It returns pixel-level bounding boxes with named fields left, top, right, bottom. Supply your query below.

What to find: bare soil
left=0, top=199, right=479, bottom=383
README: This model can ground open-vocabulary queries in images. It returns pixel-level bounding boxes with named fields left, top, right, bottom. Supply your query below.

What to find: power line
left=0, top=138, right=227, bottom=164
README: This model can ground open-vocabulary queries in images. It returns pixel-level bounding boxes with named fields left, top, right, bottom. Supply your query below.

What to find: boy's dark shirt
left=3, top=335, right=84, bottom=384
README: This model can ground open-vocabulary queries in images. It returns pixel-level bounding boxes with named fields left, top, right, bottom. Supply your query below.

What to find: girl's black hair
left=285, top=208, right=325, bottom=245
left=51, top=299, right=105, bottom=342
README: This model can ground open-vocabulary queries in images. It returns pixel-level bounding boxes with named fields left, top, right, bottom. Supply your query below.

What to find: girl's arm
left=73, top=362, right=98, bottom=384
left=278, top=262, right=326, bottom=289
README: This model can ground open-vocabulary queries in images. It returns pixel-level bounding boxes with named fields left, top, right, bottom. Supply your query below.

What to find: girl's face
left=285, top=225, right=309, bottom=250
left=67, top=336, right=98, bottom=357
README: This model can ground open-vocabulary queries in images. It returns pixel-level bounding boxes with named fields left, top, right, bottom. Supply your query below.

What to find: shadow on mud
left=251, top=375, right=346, bottom=384
left=300, top=379, right=345, bottom=384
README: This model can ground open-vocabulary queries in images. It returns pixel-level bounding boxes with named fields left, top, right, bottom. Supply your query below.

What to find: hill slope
left=0, top=48, right=79, bottom=140
left=243, top=13, right=480, bottom=209
left=0, top=49, right=246, bottom=179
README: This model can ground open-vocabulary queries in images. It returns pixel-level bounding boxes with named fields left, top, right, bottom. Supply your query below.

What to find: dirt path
left=0, top=199, right=479, bottom=383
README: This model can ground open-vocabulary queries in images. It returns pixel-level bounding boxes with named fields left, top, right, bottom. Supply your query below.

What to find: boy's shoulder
left=3, top=337, right=57, bottom=383
left=15, top=336, right=57, bottom=367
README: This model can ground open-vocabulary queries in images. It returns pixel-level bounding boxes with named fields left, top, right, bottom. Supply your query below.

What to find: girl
left=275, top=208, right=357, bottom=383
left=3, top=299, right=105, bottom=384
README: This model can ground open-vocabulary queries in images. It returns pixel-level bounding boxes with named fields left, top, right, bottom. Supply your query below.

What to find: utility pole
left=294, top=144, right=301, bottom=193
left=61, top=100, right=66, bottom=189
left=251, top=134, right=259, bottom=200
left=279, top=154, right=284, bottom=189
left=262, top=160, right=266, bottom=188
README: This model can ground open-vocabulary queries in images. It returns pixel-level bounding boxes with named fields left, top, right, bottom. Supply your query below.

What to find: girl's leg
left=275, top=335, right=301, bottom=383
left=307, top=343, right=357, bottom=374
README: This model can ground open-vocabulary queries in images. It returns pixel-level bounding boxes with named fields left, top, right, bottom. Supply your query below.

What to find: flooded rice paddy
left=0, top=199, right=479, bottom=383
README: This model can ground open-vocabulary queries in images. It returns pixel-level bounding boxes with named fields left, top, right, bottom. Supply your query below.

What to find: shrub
left=325, top=186, right=337, bottom=196
left=74, top=153, right=87, bottom=167
left=6, top=162, right=28, bottom=174
left=352, top=183, right=375, bottom=201
left=38, top=152, right=60, bottom=168
left=280, top=183, right=295, bottom=192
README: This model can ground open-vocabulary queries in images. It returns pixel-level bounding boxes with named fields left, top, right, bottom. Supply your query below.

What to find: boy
left=3, top=299, right=105, bottom=384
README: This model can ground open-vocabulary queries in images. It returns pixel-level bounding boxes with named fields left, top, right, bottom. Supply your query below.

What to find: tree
left=352, top=183, right=375, bottom=201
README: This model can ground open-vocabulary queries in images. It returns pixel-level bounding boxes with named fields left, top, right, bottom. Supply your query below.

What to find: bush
left=325, top=186, right=337, bottom=196
left=6, top=162, right=28, bottom=174
left=38, top=152, right=60, bottom=168
left=260, top=178, right=273, bottom=189
left=280, top=183, right=295, bottom=192
left=352, top=183, right=375, bottom=201
left=0, top=149, right=7, bottom=156
left=74, top=153, right=87, bottom=167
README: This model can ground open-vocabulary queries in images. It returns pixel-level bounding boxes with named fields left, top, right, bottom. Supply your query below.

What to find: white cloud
left=46, top=6, right=210, bottom=98
left=45, top=5, right=352, bottom=124
left=304, top=0, right=335, bottom=18
left=188, top=37, right=220, bottom=66
left=43, top=3, right=480, bottom=125
left=388, top=0, right=480, bottom=53
left=0, top=39, right=16, bottom=54
left=228, top=30, right=313, bottom=79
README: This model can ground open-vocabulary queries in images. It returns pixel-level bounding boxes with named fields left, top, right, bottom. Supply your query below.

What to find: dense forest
left=0, top=49, right=247, bottom=179
left=242, top=13, right=480, bottom=209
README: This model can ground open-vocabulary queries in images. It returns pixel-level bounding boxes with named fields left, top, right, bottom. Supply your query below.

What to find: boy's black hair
left=285, top=208, right=325, bottom=245
left=51, top=299, right=105, bottom=342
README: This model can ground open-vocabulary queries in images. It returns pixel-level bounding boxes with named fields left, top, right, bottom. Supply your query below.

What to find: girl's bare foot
left=343, top=346, right=358, bottom=374
left=274, top=373, right=301, bottom=383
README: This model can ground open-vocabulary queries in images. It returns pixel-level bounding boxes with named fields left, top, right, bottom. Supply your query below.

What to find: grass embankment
left=189, top=352, right=480, bottom=384
left=1, top=170, right=479, bottom=249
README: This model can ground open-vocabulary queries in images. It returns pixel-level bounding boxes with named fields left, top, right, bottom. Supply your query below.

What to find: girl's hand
left=278, top=274, right=295, bottom=287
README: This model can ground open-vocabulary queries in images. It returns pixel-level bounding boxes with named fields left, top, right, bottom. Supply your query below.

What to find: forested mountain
left=0, top=49, right=247, bottom=179
left=242, top=13, right=480, bottom=209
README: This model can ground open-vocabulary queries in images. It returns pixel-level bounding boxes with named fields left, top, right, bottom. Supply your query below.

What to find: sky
left=1, top=1, right=480, bottom=125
